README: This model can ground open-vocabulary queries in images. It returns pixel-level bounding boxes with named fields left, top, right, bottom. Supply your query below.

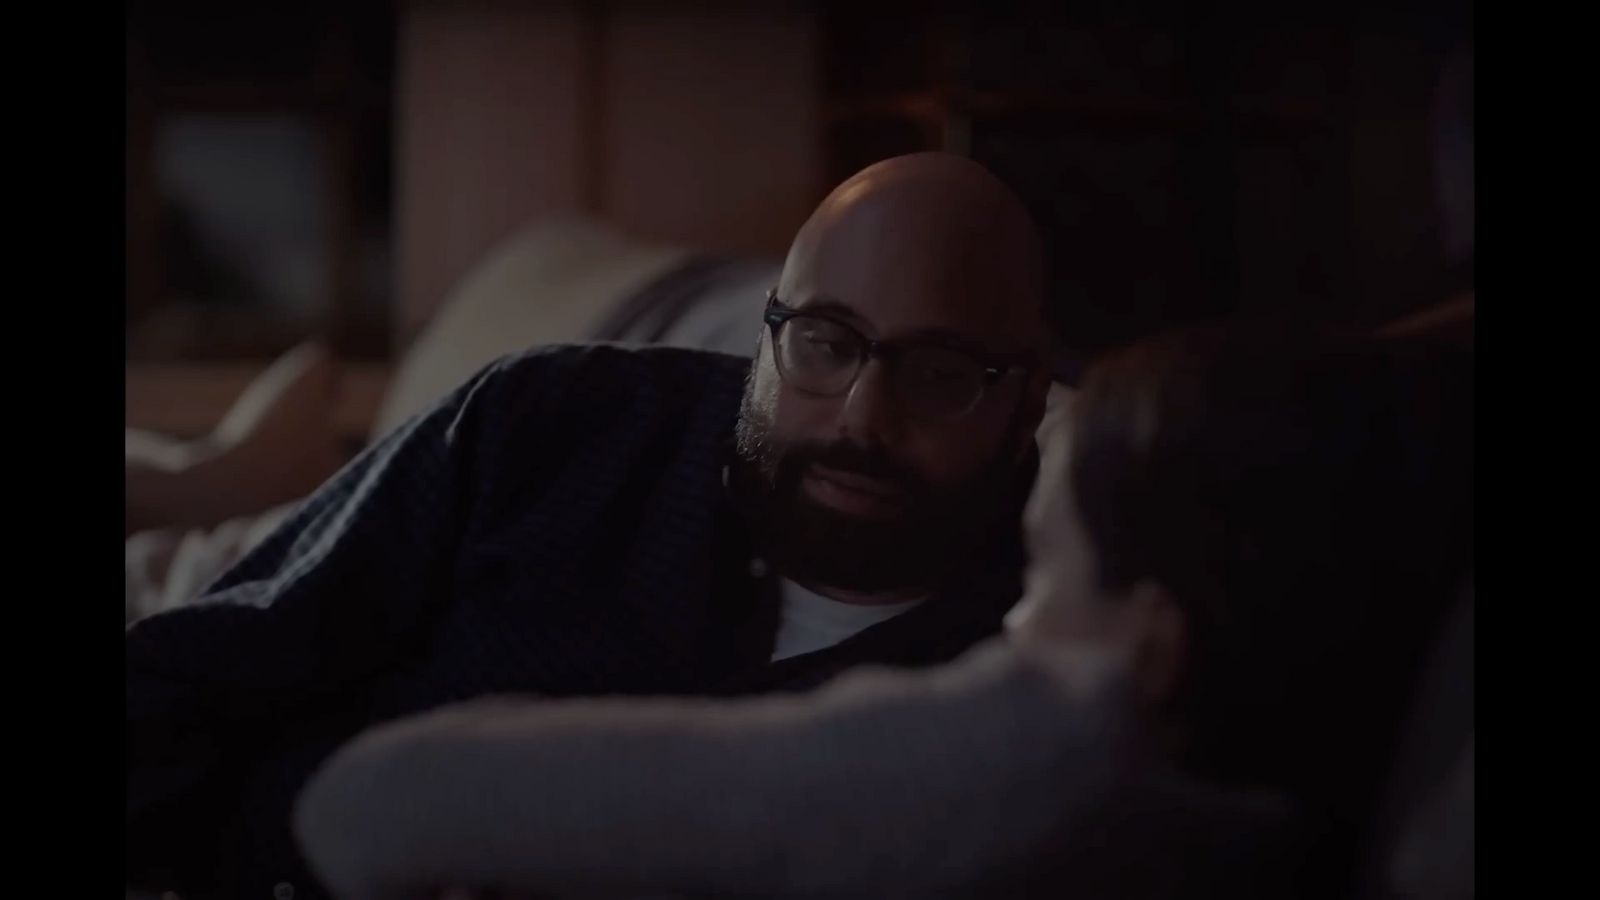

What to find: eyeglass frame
left=761, top=289, right=1035, bottom=418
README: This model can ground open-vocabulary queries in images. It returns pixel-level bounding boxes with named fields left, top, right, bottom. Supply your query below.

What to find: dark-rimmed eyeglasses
left=763, top=290, right=1032, bottom=422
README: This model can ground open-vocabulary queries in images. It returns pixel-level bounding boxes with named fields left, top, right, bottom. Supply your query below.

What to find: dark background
left=126, top=0, right=1472, bottom=369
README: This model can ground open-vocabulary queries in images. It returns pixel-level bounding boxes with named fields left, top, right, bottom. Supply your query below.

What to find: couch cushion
left=373, top=217, right=689, bottom=438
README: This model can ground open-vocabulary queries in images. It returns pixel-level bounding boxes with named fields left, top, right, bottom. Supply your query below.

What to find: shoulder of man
left=480, top=342, right=752, bottom=417
left=449, top=342, right=754, bottom=512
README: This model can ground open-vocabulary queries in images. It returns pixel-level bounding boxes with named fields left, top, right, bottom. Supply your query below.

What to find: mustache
left=777, top=440, right=929, bottom=497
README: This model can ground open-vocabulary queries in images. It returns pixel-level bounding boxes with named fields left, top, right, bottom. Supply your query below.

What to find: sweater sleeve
left=293, top=638, right=1137, bottom=899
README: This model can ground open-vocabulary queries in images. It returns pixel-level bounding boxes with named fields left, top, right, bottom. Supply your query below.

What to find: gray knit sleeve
left=294, top=638, right=1135, bottom=899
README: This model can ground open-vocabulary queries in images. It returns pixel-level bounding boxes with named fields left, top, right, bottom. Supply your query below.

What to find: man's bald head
left=780, top=153, right=1049, bottom=354
left=733, top=153, right=1053, bottom=599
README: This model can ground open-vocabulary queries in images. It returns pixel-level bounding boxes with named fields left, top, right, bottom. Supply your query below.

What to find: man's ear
left=1125, top=580, right=1187, bottom=707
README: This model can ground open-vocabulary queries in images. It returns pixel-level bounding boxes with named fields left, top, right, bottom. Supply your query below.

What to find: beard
left=731, top=375, right=1031, bottom=594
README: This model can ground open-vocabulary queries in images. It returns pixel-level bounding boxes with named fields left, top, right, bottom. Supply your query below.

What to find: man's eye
left=804, top=336, right=853, bottom=358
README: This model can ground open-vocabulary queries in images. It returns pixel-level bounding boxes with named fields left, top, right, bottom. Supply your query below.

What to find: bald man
left=126, top=154, right=1055, bottom=899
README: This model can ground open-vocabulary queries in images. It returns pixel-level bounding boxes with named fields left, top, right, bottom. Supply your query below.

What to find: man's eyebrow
left=789, top=296, right=864, bottom=324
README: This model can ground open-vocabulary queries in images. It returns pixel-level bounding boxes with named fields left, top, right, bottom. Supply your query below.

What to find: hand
left=1007, top=385, right=1180, bottom=706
